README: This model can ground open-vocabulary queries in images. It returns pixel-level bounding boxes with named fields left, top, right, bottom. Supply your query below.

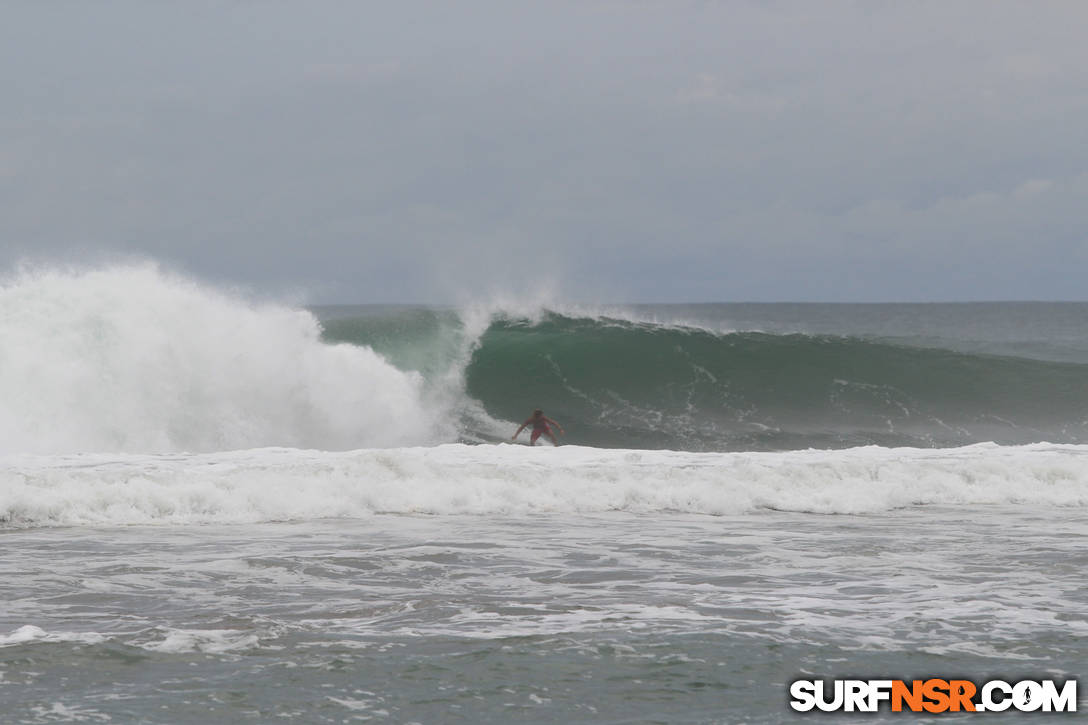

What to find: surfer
left=512, top=409, right=565, bottom=446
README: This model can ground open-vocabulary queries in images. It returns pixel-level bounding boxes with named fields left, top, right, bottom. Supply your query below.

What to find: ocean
left=1, top=265, right=1085, bottom=722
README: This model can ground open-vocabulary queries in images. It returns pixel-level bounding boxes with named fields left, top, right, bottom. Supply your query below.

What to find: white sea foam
left=0, top=264, right=436, bottom=454
left=140, top=628, right=260, bottom=654
left=1, top=442, right=1086, bottom=527
left=0, top=625, right=107, bottom=647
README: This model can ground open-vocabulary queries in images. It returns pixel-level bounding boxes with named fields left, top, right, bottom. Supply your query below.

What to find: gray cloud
left=2, top=1, right=1087, bottom=302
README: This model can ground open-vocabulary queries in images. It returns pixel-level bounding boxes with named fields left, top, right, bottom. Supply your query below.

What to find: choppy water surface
left=3, top=508, right=1085, bottom=723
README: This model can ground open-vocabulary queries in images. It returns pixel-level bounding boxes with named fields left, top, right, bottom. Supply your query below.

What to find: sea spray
left=0, top=264, right=438, bottom=453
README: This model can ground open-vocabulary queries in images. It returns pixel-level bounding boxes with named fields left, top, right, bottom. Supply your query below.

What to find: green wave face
left=464, top=314, right=1088, bottom=450
left=317, top=308, right=1088, bottom=451
left=319, top=306, right=469, bottom=382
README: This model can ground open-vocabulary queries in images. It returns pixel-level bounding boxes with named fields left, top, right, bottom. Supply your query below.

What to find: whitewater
left=4, top=443, right=1088, bottom=527
left=2, top=264, right=1086, bottom=723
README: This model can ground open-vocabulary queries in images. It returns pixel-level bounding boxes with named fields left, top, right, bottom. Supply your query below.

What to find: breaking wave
left=0, top=264, right=440, bottom=453
left=6, top=262, right=1088, bottom=455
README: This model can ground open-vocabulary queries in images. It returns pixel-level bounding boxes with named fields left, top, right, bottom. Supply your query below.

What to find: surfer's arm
left=512, top=420, right=531, bottom=439
left=545, top=417, right=564, bottom=434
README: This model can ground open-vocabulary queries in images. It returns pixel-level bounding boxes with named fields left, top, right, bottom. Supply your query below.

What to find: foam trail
left=2, top=443, right=1086, bottom=527
left=0, top=264, right=437, bottom=453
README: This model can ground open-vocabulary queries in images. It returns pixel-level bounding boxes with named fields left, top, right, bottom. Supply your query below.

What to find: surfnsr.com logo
left=789, top=678, right=1077, bottom=713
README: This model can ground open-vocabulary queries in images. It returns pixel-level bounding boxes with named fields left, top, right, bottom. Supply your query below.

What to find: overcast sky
left=2, top=1, right=1087, bottom=303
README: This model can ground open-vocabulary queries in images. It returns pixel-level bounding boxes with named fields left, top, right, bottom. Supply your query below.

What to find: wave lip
left=2, top=443, right=1086, bottom=527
